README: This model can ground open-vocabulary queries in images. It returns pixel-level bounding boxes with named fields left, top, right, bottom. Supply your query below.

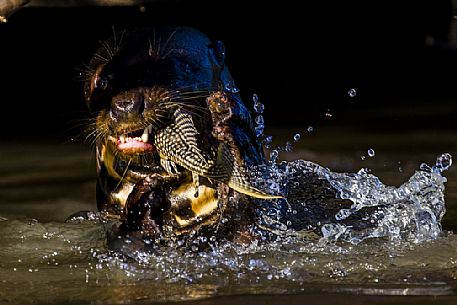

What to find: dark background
left=0, top=0, right=456, bottom=142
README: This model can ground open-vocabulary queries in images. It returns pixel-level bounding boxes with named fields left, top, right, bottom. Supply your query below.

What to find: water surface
left=0, top=129, right=456, bottom=305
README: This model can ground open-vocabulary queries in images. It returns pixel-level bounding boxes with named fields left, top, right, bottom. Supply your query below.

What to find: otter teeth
left=141, top=127, right=149, bottom=143
left=117, top=125, right=153, bottom=144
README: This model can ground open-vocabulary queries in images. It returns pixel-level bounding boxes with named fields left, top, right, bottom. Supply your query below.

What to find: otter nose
left=111, top=92, right=145, bottom=119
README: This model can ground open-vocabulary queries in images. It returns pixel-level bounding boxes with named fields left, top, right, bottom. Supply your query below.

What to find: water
left=1, top=130, right=457, bottom=303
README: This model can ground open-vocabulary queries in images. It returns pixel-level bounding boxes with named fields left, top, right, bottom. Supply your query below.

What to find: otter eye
left=94, top=76, right=108, bottom=90
left=87, top=72, right=111, bottom=113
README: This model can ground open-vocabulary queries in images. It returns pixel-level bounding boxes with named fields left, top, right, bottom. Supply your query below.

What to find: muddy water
left=0, top=129, right=456, bottom=305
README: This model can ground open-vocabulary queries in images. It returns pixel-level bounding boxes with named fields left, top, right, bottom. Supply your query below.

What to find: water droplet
left=340, top=192, right=350, bottom=200
left=293, top=133, right=301, bottom=142
left=285, top=141, right=293, bottom=152
left=269, top=150, right=279, bottom=161
left=420, top=163, right=432, bottom=172
left=433, top=153, right=452, bottom=173
left=336, top=209, right=352, bottom=220
left=224, top=81, right=239, bottom=93
left=348, top=88, right=357, bottom=98
left=255, top=115, right=264, bottom=125
left=361, top=155, right=366, bottom=161
left=307, top=126, right=314, bottom=132
left=255, top=125, right=264, bottom=137
left=264, top=135, right=273, bottom=144
left=254, top=102, right=265, bottom=114
left=325, top=112, right=332, bottom=118
left=252, top=93, right=259, bottom=103
left=321, top=223, right=347, bottom=239
left=368, top=148, right=375, bottom=157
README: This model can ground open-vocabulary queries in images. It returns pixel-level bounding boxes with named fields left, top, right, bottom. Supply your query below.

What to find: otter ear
left=209, top=40, right=226, bottom=66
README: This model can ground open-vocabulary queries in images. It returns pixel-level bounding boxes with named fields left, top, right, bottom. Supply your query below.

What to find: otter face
left=85, top=27, right=224, bottom=159
left=84, top=27, right=227, bottom=212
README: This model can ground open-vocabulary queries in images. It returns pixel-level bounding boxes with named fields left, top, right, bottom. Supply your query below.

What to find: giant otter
left=83, top=26, right=281, bottom=246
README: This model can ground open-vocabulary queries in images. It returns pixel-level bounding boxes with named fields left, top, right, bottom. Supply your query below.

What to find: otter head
left=85, top=26, right=227, bottom=155
left=84, top=26, right=230, bottom=212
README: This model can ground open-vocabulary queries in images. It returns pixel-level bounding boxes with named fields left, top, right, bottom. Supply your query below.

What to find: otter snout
left=111, top=90, right=145, bottom=121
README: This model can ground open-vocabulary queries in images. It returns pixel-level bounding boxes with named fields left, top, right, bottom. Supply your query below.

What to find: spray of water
left=249, top=94, right=451, bottom=245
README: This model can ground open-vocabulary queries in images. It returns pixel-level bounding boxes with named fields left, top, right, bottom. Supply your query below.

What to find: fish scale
left=154, top=107, right=282, bottom=199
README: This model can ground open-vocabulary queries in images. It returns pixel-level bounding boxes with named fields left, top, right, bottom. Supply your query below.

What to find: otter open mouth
left=116, top=125, right=155, bottom=154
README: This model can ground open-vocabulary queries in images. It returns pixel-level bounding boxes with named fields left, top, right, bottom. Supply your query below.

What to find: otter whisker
left=82, top=129, right=100, bottom=148
left=111, top=26, right=125, bottom=55
left=160, top=29, right=177, bottom=59
left=88, top=127, right=105, bottom=143
left=99, top=40, right=115, bottom=60
left=156, top=38, right=162, bottom=60
left=163, top=100, right=209, bottom=113
left=93, top=52, right=109, bottom=64
left=152, top=27, right=157, bottom=56
left=148, top=38, right=155, bottom=57
left=150, top=114, right=168, bottom=126
left=74, top=63, right=95, bottom=83
left=168, top=91, right=212, bottom=99
left=65, top=119, right=97, bottom=134
left=171, top=83, right=216, bottom=92
left=143, top=116, right=165, bottom=131
left=161, top=48, right=175, bottom=60
left=174, top=95, right=211, bottom=101
left=113, top=157, right=133, bottom=192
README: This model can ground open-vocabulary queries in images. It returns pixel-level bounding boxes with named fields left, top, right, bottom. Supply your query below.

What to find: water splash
left=253, top=94, right=265, bottom=138
left=224, top=81, right=240, bottom=93
left=0, top=96, right=454, bottom=304
left=0, top=140, right=454, bottom=304
left=246, top=94, right=450, bottom=246
left=249, top=153, right=451, bottom=245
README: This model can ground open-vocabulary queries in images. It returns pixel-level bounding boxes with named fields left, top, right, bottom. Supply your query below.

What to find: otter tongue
left=117, top=127, right=152, bottom=152
left=118, top=138, right=151, bottom=150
